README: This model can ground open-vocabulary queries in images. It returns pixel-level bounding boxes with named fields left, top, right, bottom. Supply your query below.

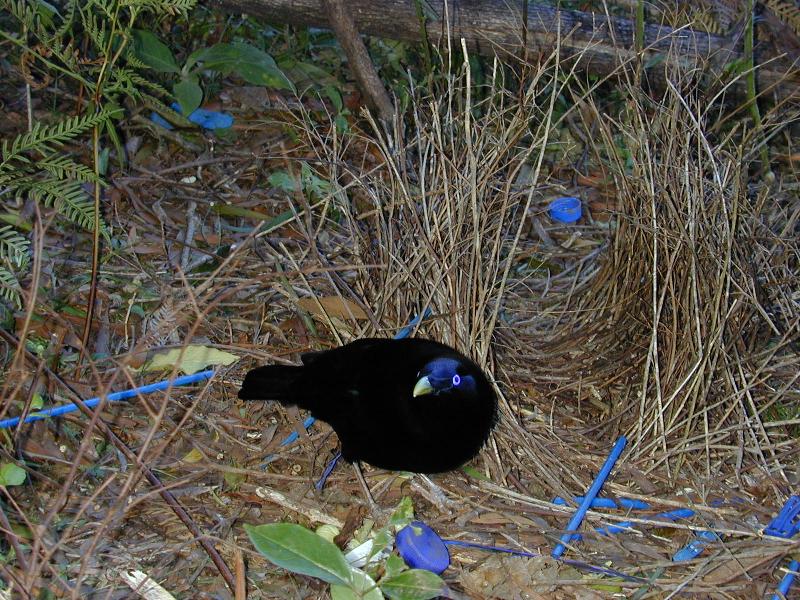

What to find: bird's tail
left=238, top=365, right=303, bottom=404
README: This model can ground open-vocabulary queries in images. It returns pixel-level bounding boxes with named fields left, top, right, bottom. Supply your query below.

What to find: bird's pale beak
left=413, top=375, right=434, bottom=397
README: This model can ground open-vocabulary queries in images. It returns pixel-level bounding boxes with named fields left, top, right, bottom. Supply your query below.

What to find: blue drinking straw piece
left=551, top=436, right=627, bottom=558
left=0, top=370, right=216, bottom=430
left=772, top=560, right=800, bottom=600
left=395, top=307, right=433, bottom=340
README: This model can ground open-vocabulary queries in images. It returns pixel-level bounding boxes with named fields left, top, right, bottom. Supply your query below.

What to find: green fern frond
left=80, top=9, right=109, bottom=50
left=57, top=187, right=106, bottom=236
left=111, top=68, right=170, bottom=98
left=24, top=178, right=106, bottom=235
left=2, top=107, right=121, bottom=162
left=120, top=0, right=198, bottom=17
left=0, top=225, right=30, bottom=269
left=4, top=0, right=37, bottom=31
left=0, top=266, right=22, bottom=309
left=764, top=0, right=800, bottom=37
left=53, top=0, right=78, bottom=41
left=37, top=154, right=100, bottom=183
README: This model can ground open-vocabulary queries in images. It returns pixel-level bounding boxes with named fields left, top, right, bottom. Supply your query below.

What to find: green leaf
left=331, top=568, right=382, bottom=600
left=132, top=30, right=179, bottom=74
left=322, top=84, right=343, bottom=112
left=192, top=42, right=294, bottom=91
left=268, top=171, right=298, bottom=193
left=380, top=570, right=445, bottom=600
left=383, top=555, right=408, bottom=579
left=245, top=523, right=353, bottom=586
left=331, top=585, right=359, bottom=600
left=0, top=463, right=27, bottom=487
left=461, top=465, right=490, bottom=481
left=389, top=497, right=414, bottom=529
left=300, top=162, right=331, bottom=197
left=174, top=75, right=203, bottom=116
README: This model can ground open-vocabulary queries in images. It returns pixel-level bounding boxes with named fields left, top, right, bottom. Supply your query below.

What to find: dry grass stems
left=1, top=25, right=799, bottom=600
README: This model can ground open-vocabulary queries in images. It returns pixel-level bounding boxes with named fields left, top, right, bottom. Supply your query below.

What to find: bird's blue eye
left=452, top=374, right=461, bottom=386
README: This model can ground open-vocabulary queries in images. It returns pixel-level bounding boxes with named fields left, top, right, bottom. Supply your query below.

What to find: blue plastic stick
left=772, top=560, right=800, bottom=600
left=395, top=307, right=432, bottom=340
left=0, top=370, right=215, bottom=430
left=315, top=451, right=342, bottom=490
left=551, top=436, right=627, bottom=558
left=278, top=416, right=317, bottom=447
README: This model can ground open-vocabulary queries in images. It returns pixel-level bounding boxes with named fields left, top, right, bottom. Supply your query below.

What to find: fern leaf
left=0, top=225, right=30, bottom=269
left=764, top=0, right=800, bottom=37
left=120, top=0, right=198, bottom=17
left=3, top=107, right=121, bottom=162
left=0, top=266, right=22, bottom=310
left=37, top=155, right=100, bottom=183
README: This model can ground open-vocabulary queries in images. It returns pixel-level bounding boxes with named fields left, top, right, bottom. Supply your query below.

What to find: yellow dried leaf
left=296, top=296, right=368, bottom=320
left=181, top=448, right=204, bottom=463
left=143, top=346, right=239, bottom=374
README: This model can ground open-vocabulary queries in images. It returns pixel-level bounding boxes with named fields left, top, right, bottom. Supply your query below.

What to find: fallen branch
left=209, top=0, right=799, bottom=100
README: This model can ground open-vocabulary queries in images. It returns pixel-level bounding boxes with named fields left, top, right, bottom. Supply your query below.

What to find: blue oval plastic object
left=396, top=521, right=450, bottom=574
left=548, top=197, right=582, bottom=223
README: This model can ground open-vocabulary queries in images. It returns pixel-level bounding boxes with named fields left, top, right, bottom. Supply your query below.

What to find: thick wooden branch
left=321, top=0, right=395, bottom=121
left=209, top=0, right=799, bottom=100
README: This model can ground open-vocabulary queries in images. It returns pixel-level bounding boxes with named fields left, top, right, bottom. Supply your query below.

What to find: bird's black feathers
left=238, top=338, right=498, bottom=473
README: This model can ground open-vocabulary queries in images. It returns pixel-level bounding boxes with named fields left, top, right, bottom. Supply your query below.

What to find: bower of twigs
left=1, top=35, right=799, bottom=600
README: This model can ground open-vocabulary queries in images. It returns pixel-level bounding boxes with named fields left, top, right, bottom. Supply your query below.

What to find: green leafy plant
left=0, top=0, right=195, bottom=313
left=131, top=29, right=294, bottom=117
left=245, top=497, right=445, bottom=600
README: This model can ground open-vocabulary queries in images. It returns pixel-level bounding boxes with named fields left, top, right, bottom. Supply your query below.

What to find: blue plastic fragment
left=658, top=508, right=696, bottom=521
left=150, top=112, right=174, bottom=129
left=619, top=498, right=650, bottom=510
left=772, top=559, right=800, bottom=600
left=150, top=102, right=234, bottom=130
left=551, top=436, right=627, bottom=558
left=552, top=496, right=650, bottom=511
left=0, top=370, right=215, bottom=430
left=672, top=529, right=718, bottom=562
left=315, top=451, right=342, bottom=491
left=396, top=521, right=450, bottom=574
left=765, top=496, right=800, bottom=539
left=278, top=416, right=317, bottom=447
left=553, top=496, right=617, bottom=509
left=548, top=197, right=582, bottom=223
left=597, top=521, right=633, bottom=536
left=395, top=307, right=432, bottom=340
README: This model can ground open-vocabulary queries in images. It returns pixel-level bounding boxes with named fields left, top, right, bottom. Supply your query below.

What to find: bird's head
left=412, top=357, right=478, bottom=398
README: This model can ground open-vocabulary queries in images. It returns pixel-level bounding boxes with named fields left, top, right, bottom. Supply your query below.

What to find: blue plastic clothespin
left=772, top=560, right=800, bottom=600
left=765, top=496, right=800, bottom=538
left=765, top=497, right=800, bottom=600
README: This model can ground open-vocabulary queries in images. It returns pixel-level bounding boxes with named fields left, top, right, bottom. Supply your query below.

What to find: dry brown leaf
left=296, top=296, right=368, bottom=320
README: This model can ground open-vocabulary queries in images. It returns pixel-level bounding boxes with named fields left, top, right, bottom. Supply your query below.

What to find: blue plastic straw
left=442, top=539, right=644, bottom=583
left=0, top=370, right=216, bottom=430
left=772, top=560, right=800, bottom=600
left=552, top=436, right=627, bottom=558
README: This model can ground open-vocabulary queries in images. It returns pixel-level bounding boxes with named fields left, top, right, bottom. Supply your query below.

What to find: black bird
left=238, top=338, right=497, bottom=473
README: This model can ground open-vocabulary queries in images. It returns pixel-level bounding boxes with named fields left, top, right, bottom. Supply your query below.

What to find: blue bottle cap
left=548, top=197, right=582, bottom=223
left=396, top=521, right=450, bottom=574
